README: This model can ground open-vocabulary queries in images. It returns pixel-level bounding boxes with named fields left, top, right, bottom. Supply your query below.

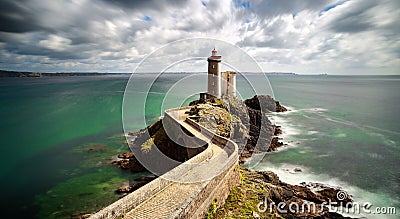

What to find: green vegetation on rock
left=209, top=167, right=280, bottom=219
left=141, top=138, right=154, bottom=153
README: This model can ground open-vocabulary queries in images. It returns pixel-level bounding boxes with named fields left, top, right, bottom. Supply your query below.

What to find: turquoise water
left=0, top=74, right=399, bottom=218
left=250, top=75, right=400, bottom=218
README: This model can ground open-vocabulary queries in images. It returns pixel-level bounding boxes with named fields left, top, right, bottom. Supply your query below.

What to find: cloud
left=39, top=35, right=72, bottom=52
left=0, top=0, right=398, bottom=74
left=0, top=1, right=42, bottom=33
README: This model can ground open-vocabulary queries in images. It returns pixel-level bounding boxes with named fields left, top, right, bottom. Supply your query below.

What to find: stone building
left=221, top=71, right=236, bottom=97
left=207, top=48, right=221, bottom=98
left=202, top=48, right=236, bottom=100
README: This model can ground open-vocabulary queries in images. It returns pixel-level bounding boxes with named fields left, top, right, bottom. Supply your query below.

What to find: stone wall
left=163, top=107, right=208, bottom=159
left=89, top=107, right=239, bottom=219
left=179, top=117, right=240, bottom=219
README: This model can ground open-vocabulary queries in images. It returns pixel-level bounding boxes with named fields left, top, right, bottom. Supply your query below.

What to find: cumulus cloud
left=0, top=0, right=398, bottom=74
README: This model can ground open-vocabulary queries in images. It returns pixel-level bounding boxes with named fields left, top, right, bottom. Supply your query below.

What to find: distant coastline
left=0, top=69, right=299, bottom=77
left=0, top=70, right=130, bottom=77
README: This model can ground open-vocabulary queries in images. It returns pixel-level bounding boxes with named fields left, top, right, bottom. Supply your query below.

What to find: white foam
left=269, top=115, right=302, bottom=137
left=306, top=107, right=328, bottom=112
left=271, top=106, right=328, bottom=115
left=250, top=161, right=399, bottom=219
left=335, top=133, right=347, bottom=138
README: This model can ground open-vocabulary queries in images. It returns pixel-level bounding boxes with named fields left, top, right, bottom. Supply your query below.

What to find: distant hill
left=0, top=70, right=130, bottom=77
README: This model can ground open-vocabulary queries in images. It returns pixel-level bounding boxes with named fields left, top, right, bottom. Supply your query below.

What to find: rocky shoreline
left=207, top=167, right=354, bottom=219
left=111, top=95, right=353, bottom=218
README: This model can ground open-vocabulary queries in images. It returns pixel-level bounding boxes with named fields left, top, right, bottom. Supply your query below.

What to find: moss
left=207, top=167, right=283, bottom=219
left=116, top=213, right=126, bottom=219
left=205, top=198, right=218, bottom=219
left=141, top=137, right=154, bottom=153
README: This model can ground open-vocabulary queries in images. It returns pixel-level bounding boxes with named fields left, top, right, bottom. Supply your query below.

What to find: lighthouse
left=221, top=71, right=236, bottom=97
left=207, top=48, right=221, bottom=99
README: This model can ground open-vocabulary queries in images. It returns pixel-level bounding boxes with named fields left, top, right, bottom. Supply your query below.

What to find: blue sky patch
left=234, top=0, right=250, bottom=9
left=143, top=15, right=152, bottom=21
left=320, top=0, right=349, bottom=15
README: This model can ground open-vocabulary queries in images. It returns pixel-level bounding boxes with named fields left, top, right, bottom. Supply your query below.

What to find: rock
left=275, top=101, right=287, bottom=112
left=134, top=175, right=157, bottom=182
left=259, top=170, right=280, bottom=184
left=112, top=152, right=147, bottom=173
left=127, top=119, right=196, bottom=168
left=116, top=185, right=132, bottom=193
left=274, top=126, right=282, bottom=135
left=212, top=167, right=354, bottom=219
left=244, top=95, right=277, bottom=112
left=317, top=188, right=353, bottom=206
left=117, top=152, right=134, bottom=159
left=267, top=137, right=284, bottom=152
left=294, top=168, right=302, bottom=172
left=244, top=95, right=287, bottom=113
left=186, top=95, right=287, bottom=163
left=115, top=175, right=157, bottom=195
left=268, top=187, right=283, bottom=203
left=84, top=143, right=110, bottom=152
left=116, top=181, right=148, bottom=194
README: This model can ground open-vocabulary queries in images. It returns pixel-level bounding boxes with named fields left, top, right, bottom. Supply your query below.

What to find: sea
left=0, top=74, right=398, bottom=218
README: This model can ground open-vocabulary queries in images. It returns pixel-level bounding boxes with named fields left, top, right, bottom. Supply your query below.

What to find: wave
left=269, top=107, right=328, bottom=116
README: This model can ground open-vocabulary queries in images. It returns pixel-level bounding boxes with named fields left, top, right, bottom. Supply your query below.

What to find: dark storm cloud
left=0, top=0, right=41, bottom=33
left=325, top=0, right=399, bottom=38
left=327, top=0, right=376, bottom=33
left=3, top=35, right=90, bottom=60
left=0, top=0, right=148, bottom=62
left=0, top=0, right=398, bottom=73
left=100, top=0, right=188, bottom=11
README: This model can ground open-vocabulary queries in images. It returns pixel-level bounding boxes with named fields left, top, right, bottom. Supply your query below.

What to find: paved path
left=125, top=107, right=228, bottom=219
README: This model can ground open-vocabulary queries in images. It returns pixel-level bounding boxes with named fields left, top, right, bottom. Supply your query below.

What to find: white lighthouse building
left=207, top=48, right=222, bottom=98
left=201, top=48, right=236, bottom=100
left=221, top=71, right=236, bottom=97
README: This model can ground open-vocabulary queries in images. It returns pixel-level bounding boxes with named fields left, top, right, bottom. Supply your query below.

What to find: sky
left=0, top=0, right=399, bottom=74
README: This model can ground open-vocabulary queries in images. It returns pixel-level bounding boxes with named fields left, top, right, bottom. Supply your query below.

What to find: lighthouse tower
left=207, top=48, right=221, bottom=99
left=221, top=71, right=236, bottom=97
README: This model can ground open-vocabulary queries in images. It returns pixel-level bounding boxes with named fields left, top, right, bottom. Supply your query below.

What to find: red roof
left=210, top=55, right=221, bottom=58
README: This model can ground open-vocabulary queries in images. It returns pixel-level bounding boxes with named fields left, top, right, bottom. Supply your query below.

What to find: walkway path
left=125, top=107, right=228, bottom=219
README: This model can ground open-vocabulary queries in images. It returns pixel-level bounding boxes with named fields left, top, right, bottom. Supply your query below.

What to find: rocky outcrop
left=208, top=167, right=354, bottom=219
left=116, top=176, right=157, bottom=195
left=114, top=120, right=195, bottom=174
left=244, top=94, right=287, bottom=112
left=112, top=152, right=146, bottom=172
left=240, top=95, right=288, bottom=160
left=188, top=95, right=286, bottom=163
